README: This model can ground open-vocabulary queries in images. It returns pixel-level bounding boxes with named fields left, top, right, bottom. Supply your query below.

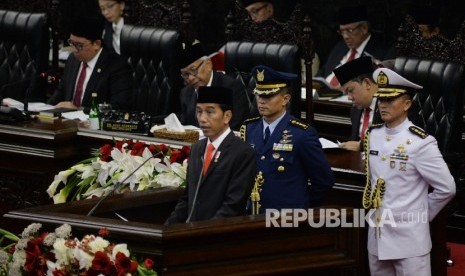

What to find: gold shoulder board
left=290, top=119, right=309, bottom=130
left=409, top=126, right=428, bottom=139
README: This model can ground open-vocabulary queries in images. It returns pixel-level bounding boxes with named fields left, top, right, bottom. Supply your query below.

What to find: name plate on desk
left=102, top=111, right=151, bottom=134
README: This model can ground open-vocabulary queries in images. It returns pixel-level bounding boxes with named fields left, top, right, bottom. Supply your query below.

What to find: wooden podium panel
left=5, top=187, right=364, bottom=276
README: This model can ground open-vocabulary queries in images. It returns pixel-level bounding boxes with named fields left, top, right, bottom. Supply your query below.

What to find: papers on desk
left=329, top=94, right=352, bottom=103
left=61, top=110, right=88, bottom=121
left=2, top=97, right=55, bottom=111
left=319, top=137, right=340, bottom=149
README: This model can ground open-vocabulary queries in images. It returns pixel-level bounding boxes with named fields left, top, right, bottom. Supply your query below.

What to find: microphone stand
left=87, top=151, right=163, bottom=217
left=186, top=156, right=204, bottom=223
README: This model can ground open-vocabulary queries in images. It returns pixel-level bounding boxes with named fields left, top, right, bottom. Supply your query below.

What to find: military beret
left=373, top=68, right=422, bottom=98
left=333, top=56, right=375, bottom=86
left=197, top=86, right=233, bottom=107
left=180, top=42, right=207, bottom=69
left=70, top=15, right=105, bottom=41
left=338, top=5, right=368, bottom=25
left=251, top=65, right=298, bottom=96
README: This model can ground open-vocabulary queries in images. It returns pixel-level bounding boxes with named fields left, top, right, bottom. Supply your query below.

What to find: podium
left=5, top=187, right=365, bottom=275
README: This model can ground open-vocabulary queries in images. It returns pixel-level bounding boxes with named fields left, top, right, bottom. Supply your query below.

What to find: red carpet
left=447, top=242, right=465, bottom=276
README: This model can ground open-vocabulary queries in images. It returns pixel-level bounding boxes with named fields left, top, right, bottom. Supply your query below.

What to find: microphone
left=87, top=150, right=164, bottom=217
left=0, top=64, right=54, bottom=112
left=186, top=155, right=204, bottom=223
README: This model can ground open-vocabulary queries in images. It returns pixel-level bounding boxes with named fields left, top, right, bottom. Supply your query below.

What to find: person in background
left=166, top=86, right=257, bottom=224
left=241, top=65, right=334, bottom=211
left=317, top=4, right=392, bottom=88
left=364, top=67, right=455, bottom=275
left=47, top=15, right=133, bottom=112
left=241, top=0, right=274, bottom=23
left=333, top=56, right=381, bottom=151
left=99, top=0, right=125, bottom=54
left=179, top=42, right=249, bottom=130
left=411, top=5, right=441, bottom=39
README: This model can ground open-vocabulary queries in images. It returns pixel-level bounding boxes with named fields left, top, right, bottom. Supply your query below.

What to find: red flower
left=87, top=251, right=116, bottom=276
left=99, top=144, right=113, bottom=161
left=115, top=252, right=138, bottom=275
left=98, top=227, right=110, bottom=238
left=144, top=258, right=154, bottom=269
left=169, top=150, right=182, bottom=163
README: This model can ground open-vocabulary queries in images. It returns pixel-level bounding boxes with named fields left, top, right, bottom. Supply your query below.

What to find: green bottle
left=89, top=92, right=100, bottom=130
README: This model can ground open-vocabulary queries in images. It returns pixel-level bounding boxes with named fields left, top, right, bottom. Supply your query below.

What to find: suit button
left=260, top=156, right=265, bottom=160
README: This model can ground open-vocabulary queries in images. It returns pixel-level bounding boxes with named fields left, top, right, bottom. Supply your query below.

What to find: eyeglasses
left=180, top=59, right=206, bottom=79
left=100, top=1, right=118, bottom=13
left=337, top=24, right=362, bottom=36
left=67, top=39, right=92, bottom=51
left=247, top=3, right=269, bottom=15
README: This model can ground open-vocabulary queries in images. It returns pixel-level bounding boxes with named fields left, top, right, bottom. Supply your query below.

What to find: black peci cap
left=70, top=15, right=105, bottom=41
left=333, top=56, right=375, bottom=86
left=338, top=5, right=368, bottom=25
left=180, top=42, right=206, bottom=69
left=197, top=86, right=233, bottom=107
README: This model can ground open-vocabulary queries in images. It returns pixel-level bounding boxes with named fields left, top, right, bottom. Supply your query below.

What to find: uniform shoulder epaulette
left=243, top=117, right=260, bottom=124
left=409, top=126, right=428, bottom=139
left=290, top=119, right=309, bottom=130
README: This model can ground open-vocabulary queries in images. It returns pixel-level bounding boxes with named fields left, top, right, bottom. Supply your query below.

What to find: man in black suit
left=333, top=57, right=381, bottom=151
left=166, top=86, right=257, bottom=224
left=47, top=15, right=132, bottom=112
left=317, top=4, right=393, bottom=88
left=179, top=43, right=249, bottom=130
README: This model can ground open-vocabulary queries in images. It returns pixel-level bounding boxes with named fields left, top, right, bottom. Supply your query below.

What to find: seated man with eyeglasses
left=316, top=4, right=393, bottom=89
left=179, top=42, right=249, bottom=131
left=47, top=15, right=133, bottom=112
left=242, top=0, right=274, bottom=23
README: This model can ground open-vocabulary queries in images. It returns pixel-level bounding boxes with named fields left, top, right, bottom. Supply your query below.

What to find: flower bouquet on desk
left=0, top=223, right=157, bottom=275
left=47, top=139, right=190, bottom=204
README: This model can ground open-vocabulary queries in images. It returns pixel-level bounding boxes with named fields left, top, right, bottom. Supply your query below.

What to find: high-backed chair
left=0, top=10, right=49, bottom=102
left=224, top=41, right=301, bottom=118
left=395, top=57, right=464, bottom=167
left=120, top=25, right=183, bottom=117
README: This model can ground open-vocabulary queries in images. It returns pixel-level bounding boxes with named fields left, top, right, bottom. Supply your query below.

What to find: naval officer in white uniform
left=363, top=67, right=456, bottom=276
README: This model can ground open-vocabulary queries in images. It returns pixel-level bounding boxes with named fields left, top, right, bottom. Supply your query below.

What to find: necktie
left=329, top=49, right=357, bottom=88
left=203, top=144, right=215, bottom=176
left=264, top=126, right=270, bottom=144
left=360, top=107, right=371, bottom=140
left=73, top=62, right=88, bottom=107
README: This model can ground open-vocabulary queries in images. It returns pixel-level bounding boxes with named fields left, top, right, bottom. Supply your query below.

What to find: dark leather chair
left=0, top=10, right=49, bottom=102
left=224, top=41, right=301, bottom=118
left=120, top=25, right=183, bottom=117
left=395, top=57, right=464, bottom=165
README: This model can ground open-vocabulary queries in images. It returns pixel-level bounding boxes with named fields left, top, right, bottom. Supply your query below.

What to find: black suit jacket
left=317, top=37, right=394, bottom=79
left=179, top=71, right=249, bottom=130
left=103, top=22, right=116, bottom=53
left=47, top=48, right=133, bottom=111
left=165, top=131, right=257, bottom=224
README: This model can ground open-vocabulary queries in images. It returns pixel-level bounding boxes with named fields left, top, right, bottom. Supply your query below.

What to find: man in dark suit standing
left=47, top=15, right=133, bottom=112
left=241, top=65, right=334, bottom=211
left=317, top=4, right=392, bottom=88
left=333, top=56, right=382, bottom=151
left=166, top=86, right=256, bottom=224
left=179, top=42, right=249, bottom=130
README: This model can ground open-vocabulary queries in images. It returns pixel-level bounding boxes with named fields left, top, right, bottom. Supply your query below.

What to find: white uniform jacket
left=366, top=119, right=456, bottom=260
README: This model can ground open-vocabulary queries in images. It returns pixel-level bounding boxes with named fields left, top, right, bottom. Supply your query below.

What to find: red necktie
left=329, top=49, right=357, bottom=88
left=203, top=144, right=215, bottom=176
left=73, top=62, right=88, bottom=107
left=360, top=107, right=371, bottom=140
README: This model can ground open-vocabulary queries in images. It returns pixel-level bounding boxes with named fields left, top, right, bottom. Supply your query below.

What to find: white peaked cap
left=373, top=68, right=423, bottom=98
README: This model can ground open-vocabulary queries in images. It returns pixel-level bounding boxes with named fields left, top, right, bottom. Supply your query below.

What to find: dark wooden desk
left=0, top=120, right=449, bottom=275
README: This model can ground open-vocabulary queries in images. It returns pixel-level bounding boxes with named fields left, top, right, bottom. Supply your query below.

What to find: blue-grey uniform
left=241, top=112, right=334, bottom=210
left=364, top=67, right=456, bottom=275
